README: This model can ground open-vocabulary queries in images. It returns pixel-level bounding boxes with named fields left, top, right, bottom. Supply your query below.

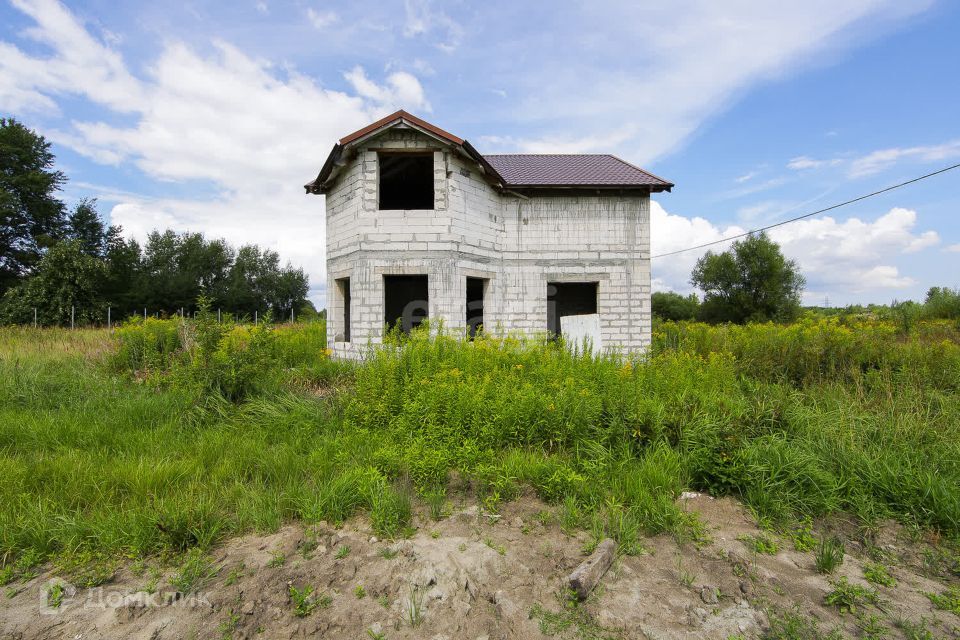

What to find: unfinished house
left=305, top=111, right=673, bottom=357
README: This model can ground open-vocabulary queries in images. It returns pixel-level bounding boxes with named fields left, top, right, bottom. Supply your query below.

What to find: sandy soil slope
left=2, top=494, right=957, bottom=639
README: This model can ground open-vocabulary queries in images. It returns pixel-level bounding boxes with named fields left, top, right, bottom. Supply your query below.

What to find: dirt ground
left=2, top=493, right=958, bottom=639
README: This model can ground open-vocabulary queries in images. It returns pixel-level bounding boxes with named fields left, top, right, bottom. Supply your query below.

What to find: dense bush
left=652, top=291, right=700, bottom=321
left=343, top=320, right=960, bottom=534
left=112, top=304, right=333, bottom=402
left=653, top=317, right=960, bottom=390
left=113, top=316, right=183, bottom=374
left=923, top=286, right=960, bottom=320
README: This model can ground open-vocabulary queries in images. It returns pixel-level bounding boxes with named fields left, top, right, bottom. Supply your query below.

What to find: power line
left=651, top=162, right=960, bottom=259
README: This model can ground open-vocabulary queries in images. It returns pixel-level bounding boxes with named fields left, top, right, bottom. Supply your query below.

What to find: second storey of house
left=306, top=111, right=673, bottom=265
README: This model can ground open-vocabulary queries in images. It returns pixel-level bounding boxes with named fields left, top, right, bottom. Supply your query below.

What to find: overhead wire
left=651, top=162, right=960, bottom=259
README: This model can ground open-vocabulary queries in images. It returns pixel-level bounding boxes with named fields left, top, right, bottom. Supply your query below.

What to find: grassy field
left=1, top=313, right=959, bottom=583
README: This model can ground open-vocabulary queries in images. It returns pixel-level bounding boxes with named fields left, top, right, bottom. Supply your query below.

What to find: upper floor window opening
left=378, top=152, right=434, bottom=210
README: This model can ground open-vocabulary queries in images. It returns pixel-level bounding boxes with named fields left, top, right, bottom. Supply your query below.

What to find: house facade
left=305, top=111, right=672, bottom=357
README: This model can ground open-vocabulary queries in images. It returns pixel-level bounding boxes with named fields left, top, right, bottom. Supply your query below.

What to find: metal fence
left=23, top=306, right=300, bottom=329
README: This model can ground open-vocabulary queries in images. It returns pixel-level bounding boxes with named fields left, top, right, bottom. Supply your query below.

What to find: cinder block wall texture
left=324, top=129, right=651, bottom=357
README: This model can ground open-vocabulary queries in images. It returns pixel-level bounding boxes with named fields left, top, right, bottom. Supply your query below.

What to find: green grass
left=45, top=581, right=65, bottom=608
left=405, top=585, right=425, bottom=628
left=170, top=548, right=219, bottom=594
left=925, top=585, right=960, bottom=616
left=1, top=316, right=959, bottom=578
left=823, top=576, right=879, bottom=614
left=763, top=608, right=843, bottom=640
left=739, top=533, right=780, bottom=555
left=863, top=562, right=896, bottom=588
left=789, top=522, right=817, bottom=552
left=289, top=583, right=328, bottom=617
left=814, top=537, right=845, bottom=574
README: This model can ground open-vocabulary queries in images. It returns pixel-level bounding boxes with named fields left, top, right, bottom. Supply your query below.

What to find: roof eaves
left=304, top=143, right=342, bottom=194
left=606, top=154, right=674, bottom=189
left=505, top=183, right=671, bottom=192
left=461, top=139, right=506, bottom=188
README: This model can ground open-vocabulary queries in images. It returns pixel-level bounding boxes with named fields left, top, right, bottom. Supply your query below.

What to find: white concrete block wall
left=323, top=127, right=652, bottom=357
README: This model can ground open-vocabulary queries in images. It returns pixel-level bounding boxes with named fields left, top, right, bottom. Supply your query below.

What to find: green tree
left=691, top=232, right=805, bottom=324
left=103, top=226, right=142, bottom=311
left=0, top=240, right=107, bottom=325
left=138, top=231, right=233, bottom=314
left=651, top=291, right=700, bottom=321
left=271, top=265, right=309, bottom=316
left=0, top=118, right=67, bottom=294
left=225, top=245, right=309, bottom=316
left=66, top=198, right=107, bottom=257
left=922, top=286, right=960, bottom=320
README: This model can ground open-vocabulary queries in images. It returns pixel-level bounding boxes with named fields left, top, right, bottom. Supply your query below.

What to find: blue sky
left=2, top=0, right=958, bottom=307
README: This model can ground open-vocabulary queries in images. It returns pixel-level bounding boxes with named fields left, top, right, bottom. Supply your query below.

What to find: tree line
left=1, top=118, right=311, bottom=326
left=653, top=231, right=960, bottom=323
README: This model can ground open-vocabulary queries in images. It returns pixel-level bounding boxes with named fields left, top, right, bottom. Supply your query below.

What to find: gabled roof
left=305, top=111, right=673, bottom=194
left=484, top=154, right=673, bottom=190
left=338, top=110, right=463, bottom=146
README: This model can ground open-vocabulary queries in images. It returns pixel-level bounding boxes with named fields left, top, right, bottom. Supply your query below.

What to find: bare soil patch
left=2, top=494, right=958, bottom=639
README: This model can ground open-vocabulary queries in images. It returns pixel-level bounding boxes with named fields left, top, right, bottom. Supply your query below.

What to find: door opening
left=466, top=277, right=487, bottom=338
left=384, top=275, right=429, bottom=334
left=336, top=277, right=351, bottom=342
left=546, top=282, right=598, bottom=337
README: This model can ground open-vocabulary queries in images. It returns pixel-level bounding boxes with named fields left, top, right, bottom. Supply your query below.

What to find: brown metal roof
left=306, top=113, right=673, bottom=194
left=338, top=110, right=463, bottom=146
left=483, top=154, right=673, bottom=190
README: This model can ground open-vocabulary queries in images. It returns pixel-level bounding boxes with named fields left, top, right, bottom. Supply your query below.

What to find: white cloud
left=848, top=140, right=960, bottom=177
left=478, top=126, right=638, bottom=155
left=719, top=176, right=791, bottom=200
left=343, top=66, right=430, bottom=113
left=650, top=201, right=747, bottom=293
left=767, top=207, right=937, bottom=292
left=946, top=244, right=960, bottom=253
left=787, top=156, right=842, bottom=171
left=0, top=1, right=441, bottom=305
left=402, top=0, right=464, bottom=52
left=787, top=139, right=960, bottom=178
left=736, top=201, right=781, bottom=223
left=306, top=8, right=337, bottom=29
left=497, top=0, right=933, bottom=158
left=255, top=2, right=268, bottom=14
left=652, top=202, right=939, bottom=297
left=734, top=171, right=758, bottom=184
left=0, top=0, right=143, bottom=114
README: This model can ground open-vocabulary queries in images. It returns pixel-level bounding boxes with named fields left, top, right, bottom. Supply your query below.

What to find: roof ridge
left=338, top=110, right=463, bottom=146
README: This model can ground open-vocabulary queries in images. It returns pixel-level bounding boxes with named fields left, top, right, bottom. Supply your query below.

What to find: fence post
left=218, top=308, right=221, bottom=323
left=254, top=310, right=258, bottom=325
left=33, top=307, right=37, bottom=328
left=71, top=306, right=75, bottom=329
left=143, top=308, right=146, bottom=320
left=108, top=306, right=111, bottom=330
left=291, top=308, right=294, bottom=324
